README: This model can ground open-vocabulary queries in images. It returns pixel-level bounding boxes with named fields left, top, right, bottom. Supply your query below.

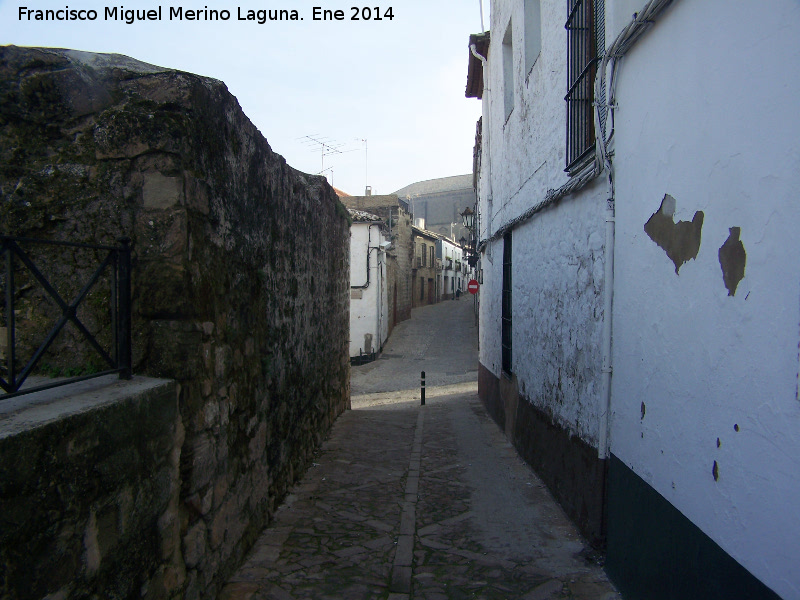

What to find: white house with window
left=437, top=237, right=465, bottom=300
left=468, top=1, right=800, bottom=598
left=349, top=209, right=390, bottom=363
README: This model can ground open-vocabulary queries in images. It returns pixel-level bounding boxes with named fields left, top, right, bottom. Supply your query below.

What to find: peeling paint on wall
left=719, top=227, right=746, bottom=296
left=644, top=194, right=704, bottom=274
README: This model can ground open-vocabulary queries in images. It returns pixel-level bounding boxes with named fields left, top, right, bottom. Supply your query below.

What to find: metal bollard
left=421, top=371, right=426, bottom=406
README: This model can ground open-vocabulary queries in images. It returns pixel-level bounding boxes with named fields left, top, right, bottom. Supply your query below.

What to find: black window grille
left=565, top=0, right=605, bottom=173
left=501, top=233, right=512, bottom=376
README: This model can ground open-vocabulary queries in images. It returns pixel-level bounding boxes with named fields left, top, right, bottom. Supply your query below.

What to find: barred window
left=565, top=0, right=605, bottom=173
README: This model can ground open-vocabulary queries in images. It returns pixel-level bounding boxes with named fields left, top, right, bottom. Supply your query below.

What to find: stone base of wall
left=606, top=454, right=780, bottom=600
left=0, top=376, right=181, bottom=600
left=478, top=362, right=607, bottom=548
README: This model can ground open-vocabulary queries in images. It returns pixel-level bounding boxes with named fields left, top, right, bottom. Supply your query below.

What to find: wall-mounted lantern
left=460, top=207, right=475, bottom=230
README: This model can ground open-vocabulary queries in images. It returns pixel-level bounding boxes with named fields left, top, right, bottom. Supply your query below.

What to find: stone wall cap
left=4, top=45, right=224, bottom=85
left=62, top=48, right=170, bottom=75
left=0, top=375, right=176, bottom=439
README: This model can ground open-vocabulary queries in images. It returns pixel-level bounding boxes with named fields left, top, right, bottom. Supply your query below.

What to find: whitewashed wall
left=514, top=179, right=606, bottom=443
left=349, top=222, right=389, bottom=358
left=479, top=242, right=503, bottom=375
left=609, top=1, right=800, bottom=597
left=439, top=238, right=463, bottom=296
left=478, top=0, right=607, bottom=443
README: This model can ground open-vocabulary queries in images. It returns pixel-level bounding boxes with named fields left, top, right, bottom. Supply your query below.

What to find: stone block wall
left=0, top=47, right=350, bottom=599
left=0, top=378, right=181, bottom=600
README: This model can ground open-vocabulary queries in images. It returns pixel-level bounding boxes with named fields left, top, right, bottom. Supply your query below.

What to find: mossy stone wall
left=0, top=46, right=350, bottom=599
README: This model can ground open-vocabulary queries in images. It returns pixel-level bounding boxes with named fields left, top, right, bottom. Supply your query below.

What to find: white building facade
left=348, top=210, right=389, bottom=363
left=469, top=1, right=800, bottom=598
left=438, top=237, right=466, bottom=300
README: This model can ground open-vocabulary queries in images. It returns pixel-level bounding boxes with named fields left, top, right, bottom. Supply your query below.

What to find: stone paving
left=220, top=298, right=620, bottom=599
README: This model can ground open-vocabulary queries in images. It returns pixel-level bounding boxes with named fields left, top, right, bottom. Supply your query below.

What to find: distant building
left=333, top=187, right=351, bottom=198
left=348, top=209, right=389, bottom=363
left=411, top=226, right=440, bottom=307
left=394, top=175, right=476, bottom=243
left=341, top=194, right=413, bottom=332
left=437, top=237, right=466, bottom=301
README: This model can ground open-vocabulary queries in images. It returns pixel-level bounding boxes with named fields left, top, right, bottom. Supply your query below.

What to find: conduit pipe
left=596, top=0, right=678, bottom=459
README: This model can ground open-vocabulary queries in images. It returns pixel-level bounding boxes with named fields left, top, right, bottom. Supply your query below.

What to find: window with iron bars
left=564, top=0, right=605, bottom=174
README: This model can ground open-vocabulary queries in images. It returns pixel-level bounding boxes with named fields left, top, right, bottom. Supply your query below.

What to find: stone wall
left=0, top=46, right=351, bottom=599
left=0, top=378, right=181, bottom=600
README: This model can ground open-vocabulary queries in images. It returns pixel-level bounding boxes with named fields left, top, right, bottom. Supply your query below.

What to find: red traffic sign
left=467, top=279, right=479, bottom=294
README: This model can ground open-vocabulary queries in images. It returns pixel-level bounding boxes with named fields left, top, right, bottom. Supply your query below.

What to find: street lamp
left=460, top=207, right=475, bottom=230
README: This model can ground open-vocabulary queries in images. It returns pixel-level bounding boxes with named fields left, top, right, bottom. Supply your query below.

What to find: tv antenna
left=298, top=134, right=346, bottom=174
left=357, top=138, right=368, bottom=190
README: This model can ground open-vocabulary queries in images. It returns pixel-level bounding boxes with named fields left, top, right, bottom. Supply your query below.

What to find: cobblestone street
left=220, top=297, right=620, bottom=599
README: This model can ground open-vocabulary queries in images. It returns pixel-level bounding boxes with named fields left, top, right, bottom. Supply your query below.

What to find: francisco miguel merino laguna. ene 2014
left=17, top=6, right=306, bottom=24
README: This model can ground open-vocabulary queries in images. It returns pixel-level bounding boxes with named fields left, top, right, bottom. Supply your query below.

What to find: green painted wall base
left=606, top=454, right=781, bottom=600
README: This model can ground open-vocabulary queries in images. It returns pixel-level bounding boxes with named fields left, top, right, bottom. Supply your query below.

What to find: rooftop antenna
left=362, top=138, right=368, bottom=191
left=354, top=137, right=369, bottom=194
left=298, top=134, right=345, bottom=174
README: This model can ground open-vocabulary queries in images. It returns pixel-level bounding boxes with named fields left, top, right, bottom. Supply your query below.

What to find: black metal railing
left=1, top=235, right=131, bottom=400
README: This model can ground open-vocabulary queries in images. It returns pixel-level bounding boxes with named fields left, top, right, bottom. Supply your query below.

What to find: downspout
left=470, top=43, right=492, bottom=246
left=598, top=176, right=615, bottom=459
left=596, top=41, right=616, bottom=462
left=596, top=0, right=678, bottom=459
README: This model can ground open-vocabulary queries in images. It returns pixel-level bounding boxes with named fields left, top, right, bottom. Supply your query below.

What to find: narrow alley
left=220, top=297, right=619, bottom=600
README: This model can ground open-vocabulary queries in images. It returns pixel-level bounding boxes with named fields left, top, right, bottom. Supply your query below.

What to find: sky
left=1, top=1, right=487, bottom=196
